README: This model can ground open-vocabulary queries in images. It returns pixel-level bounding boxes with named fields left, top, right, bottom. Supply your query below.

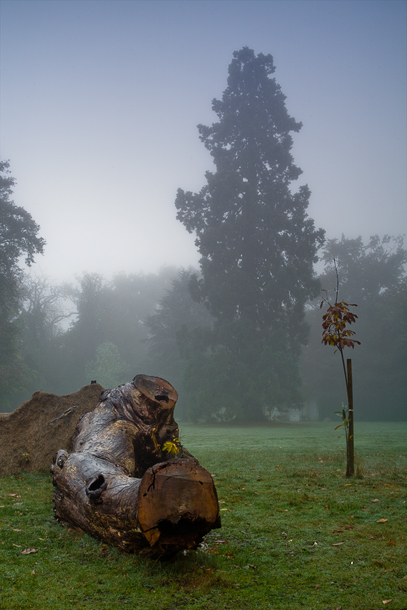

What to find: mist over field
left=0, top=1, right=406, bottom=420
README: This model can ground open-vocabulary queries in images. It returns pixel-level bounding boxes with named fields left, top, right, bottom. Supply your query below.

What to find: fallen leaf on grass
left=382, top=600, right=393, bottom=605
left=371, top=498, right=380, bottom=503
left=8, top=494, right=21, bottom=498
left=12, top=543, right=21, bottom=548
left=376, top=518, right=388, bottom=523
left=245, top=564, right=257, bottom=570
left=21, top=548, right=38, bottom=555
left=332, top=542, right=344, bottom=546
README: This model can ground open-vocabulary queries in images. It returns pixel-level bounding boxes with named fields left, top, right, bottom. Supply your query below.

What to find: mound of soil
left=0, top=383, right=104, bottom=477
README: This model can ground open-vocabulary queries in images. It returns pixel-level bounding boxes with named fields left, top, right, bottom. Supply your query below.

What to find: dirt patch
left=0, top=383, right=104, bottom=477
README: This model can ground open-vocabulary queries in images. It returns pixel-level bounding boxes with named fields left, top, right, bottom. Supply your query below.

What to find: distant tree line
left=1, top=47, right=405, bottom=421
left=1, top=236, right=404, bottom=421
left=301, top=235, right=407, bottom=421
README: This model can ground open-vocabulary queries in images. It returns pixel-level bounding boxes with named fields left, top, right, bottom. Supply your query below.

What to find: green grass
left=0, top=421, right=406, bottom=609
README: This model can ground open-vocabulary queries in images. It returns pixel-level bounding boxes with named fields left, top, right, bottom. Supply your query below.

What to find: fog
left=1, top=0, right=406, bottom=282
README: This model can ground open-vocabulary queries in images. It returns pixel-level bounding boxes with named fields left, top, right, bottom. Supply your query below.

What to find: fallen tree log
left=51, top=375, right=220, bottom=558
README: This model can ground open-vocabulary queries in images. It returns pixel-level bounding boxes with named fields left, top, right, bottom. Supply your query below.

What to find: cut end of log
left=134, top=374, right=178, bottom=408
left=138, top=459, right=221, bottom=553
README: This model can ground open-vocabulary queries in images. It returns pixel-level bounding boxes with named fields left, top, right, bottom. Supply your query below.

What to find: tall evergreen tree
left=175, top=48, right=324, bottom=421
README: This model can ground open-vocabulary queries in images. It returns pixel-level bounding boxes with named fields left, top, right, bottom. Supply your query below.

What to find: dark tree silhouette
left=0, top=160, right=45, bottom=407
left=175, top=48, right=324, bottom=421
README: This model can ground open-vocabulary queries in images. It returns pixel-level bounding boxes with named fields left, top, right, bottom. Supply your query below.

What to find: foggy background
left=1, top=1, right=406, bottom=421
left=1, top=0, right=406, bottom=281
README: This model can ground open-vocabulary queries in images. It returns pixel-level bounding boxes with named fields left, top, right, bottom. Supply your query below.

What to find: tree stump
left=51, top=375, right=221, bottom=558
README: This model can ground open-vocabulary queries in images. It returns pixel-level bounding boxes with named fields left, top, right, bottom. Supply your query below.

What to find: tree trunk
left=346, top=359, right=355, bottom=477
left=51, top=375, right=221, bottom=558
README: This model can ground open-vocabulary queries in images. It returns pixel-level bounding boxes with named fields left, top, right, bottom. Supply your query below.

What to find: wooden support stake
left=346, top=359, right=354, bottom=477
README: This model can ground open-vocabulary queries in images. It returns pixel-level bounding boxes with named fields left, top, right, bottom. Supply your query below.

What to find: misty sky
left=1, top=0, right=406, bottom=282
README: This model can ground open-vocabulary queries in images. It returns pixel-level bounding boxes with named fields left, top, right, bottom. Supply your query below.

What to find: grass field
left=0, top=421, right=406, bottom=609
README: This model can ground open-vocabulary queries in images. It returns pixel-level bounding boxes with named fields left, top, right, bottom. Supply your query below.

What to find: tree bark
left=346, top=359, right=355, bottom=477
left=51, top=375, right=221, bottom=558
